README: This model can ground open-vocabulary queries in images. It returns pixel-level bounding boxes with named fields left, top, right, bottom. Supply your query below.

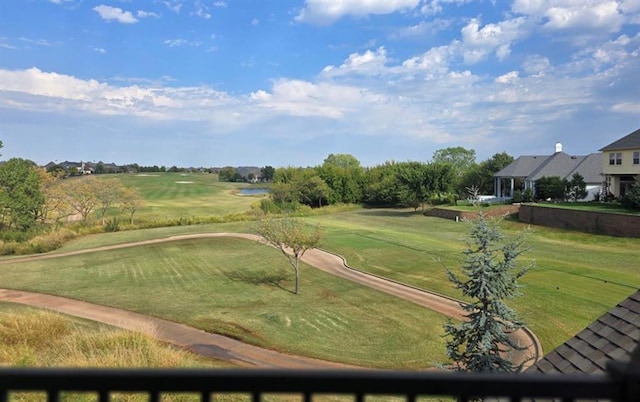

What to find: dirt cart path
left=0, top=233, right=541, bottom=369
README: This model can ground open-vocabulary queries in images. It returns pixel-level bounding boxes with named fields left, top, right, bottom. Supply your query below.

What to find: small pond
left=238, top=188, right=269, bottom=195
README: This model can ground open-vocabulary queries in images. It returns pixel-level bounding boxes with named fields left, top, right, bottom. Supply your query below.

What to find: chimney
left=555, top=142, right=563, bottom=153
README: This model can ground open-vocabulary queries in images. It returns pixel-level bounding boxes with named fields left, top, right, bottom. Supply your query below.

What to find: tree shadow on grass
left=222, top=268, right=294, bottom=294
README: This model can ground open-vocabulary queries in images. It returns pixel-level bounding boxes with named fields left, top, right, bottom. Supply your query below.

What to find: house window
left=634, top=151, right=639, bottom=165
left=609, top=153, right=622, bottom=165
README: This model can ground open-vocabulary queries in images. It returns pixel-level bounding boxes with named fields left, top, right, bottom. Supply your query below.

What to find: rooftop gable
left=494, top=155, right=549, bottom=178
left=495, top=152, right=602, bottom=184
left=599, top=128, right=640, bottom=151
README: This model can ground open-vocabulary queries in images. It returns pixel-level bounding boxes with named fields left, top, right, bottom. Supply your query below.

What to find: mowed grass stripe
left=0, top=237, right=447, bottom=369
left=306, top=209, right=640, bottom=352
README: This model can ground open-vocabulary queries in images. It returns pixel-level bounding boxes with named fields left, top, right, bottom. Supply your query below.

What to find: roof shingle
left=528, top=290, right=640, bottom=375
left=599, top=128, right=640, bottom=151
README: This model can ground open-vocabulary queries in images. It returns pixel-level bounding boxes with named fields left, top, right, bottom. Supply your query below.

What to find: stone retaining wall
left=424, top=205, right=520, bottom=221
left=518, top=204, right=640, bottom=237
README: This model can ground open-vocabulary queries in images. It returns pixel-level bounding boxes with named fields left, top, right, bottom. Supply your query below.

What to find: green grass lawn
left=2, top=201, right=637, bottom=368
left=36, top=207, right=640, bottom=355
left=304, top=209, right=640, bottom=352
left=0, top=237, right=448, bottom=369
left=102, top=173, right=266, bottom=221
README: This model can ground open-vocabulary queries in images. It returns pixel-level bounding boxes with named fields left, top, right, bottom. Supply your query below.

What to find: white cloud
left=512, top=0, right=629, bottom=34
left=93, top=47, right=106, bottom=54
left=93, top=5, right=138, bottom=24
left=164, top=39, right=201, bottom=47
left=0, top=67, right=231, bottom=120
left=137, top=10, right=161, bottom=19
left=460, top=17, right=528, bottom=63
left=213, top=1, right=227, bottom=7
left=495, top=71, right=519, bottom=84
left=522, top=54, right=552, bottom=76
left=295, top=0, right=420, bottom=25
left=18, top=37, right=56, bottom=47
left=402, top=44, right=455, bottom=76
left=251, top=78, right=388, bottom=120
left=194, top=0, right=212, bottom=19
left=161, top=1, right=183, bottom=14
left=392, top=19, right=453, bottom=38
left=251, top=18, right=260, bottom=26
left=420, top=0, right=473, bottom=16
left=322, top=47, right=389, bottom=77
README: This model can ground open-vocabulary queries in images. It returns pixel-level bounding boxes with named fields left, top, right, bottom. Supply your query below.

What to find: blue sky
left=0, top=0, right=638, bottom=167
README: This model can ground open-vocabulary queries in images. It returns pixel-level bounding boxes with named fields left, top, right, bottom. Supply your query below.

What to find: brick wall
left=518, top=204, right=640, bottom=238
left=425, top=205, right=520, bottom=221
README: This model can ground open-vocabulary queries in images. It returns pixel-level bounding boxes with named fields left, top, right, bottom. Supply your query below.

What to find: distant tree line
left=253, top=149, right=515, bottom=213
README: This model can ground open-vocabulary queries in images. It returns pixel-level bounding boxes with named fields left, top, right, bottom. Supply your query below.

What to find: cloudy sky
left=0, top=0, right=638, bottom=167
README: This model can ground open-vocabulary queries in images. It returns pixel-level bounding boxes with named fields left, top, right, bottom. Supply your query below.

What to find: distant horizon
left=1, top=1, right=638, bottom=167
left=2, top=142, right=610, bottom=170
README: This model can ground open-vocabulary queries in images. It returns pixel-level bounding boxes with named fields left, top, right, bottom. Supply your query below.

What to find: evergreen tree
left=444, top=212, right=531, bottom=372
left=567, top=173, right=588, bottom=202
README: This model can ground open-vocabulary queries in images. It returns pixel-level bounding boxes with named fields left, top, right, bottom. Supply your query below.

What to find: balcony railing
left=0, top=361, right=637, bottom=402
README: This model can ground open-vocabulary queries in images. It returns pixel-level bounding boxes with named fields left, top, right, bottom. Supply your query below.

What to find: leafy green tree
left=444, top=211, right=531, bottom=372
left=95, top=162, right=105, bottom=174
left=432, top=147, right=476, bottom=180
left=396, top=162, right=431, bottom=210
left=535, top=176, right=568, bottom=201
left=0, top=158, right=44, bottom=230
left=318, top=154, right=364, bottom=204
left=460, top=152, right=515, bottom=196
left=362, top=162, right=404, bottom=206
left=567, top=173, right=588, bottom=202
left=299, top=176, right=331, bottom=208
left=261, top=166, right=275, bottom=182
left=256, top=217, right=322, bottom=295
left=218, top=166, right=238, bottom=182
left=396, top=162, right=455, bottom=210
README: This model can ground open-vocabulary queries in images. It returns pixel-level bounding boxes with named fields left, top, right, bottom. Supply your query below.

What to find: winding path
left=0, top=233, right=542, bottom=369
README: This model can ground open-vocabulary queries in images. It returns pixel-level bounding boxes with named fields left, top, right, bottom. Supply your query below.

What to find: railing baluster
left=98, top=390, right=110, bottom=402
left=47, top=390, right=59, bottom=402
left=149, top=391, right=160, bottom=402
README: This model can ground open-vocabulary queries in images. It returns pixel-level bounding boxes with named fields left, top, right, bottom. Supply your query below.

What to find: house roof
left=527, top=290, right=640, bottom=375
left=494, top=152, right=602, bottom=184
left=494, top=155, right=548, bottom=178
left=599, top=128, right=640, bottom=151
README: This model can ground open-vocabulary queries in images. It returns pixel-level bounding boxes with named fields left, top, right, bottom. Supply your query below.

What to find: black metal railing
left=0, top=361, right=637, bottom=402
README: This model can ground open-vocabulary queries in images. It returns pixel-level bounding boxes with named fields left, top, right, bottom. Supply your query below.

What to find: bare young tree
left=120, top=186, right=144, bottom=224
left=256, top=217, right=322, bottom=295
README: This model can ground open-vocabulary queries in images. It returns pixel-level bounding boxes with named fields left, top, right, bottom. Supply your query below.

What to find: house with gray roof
left=599, top=127, right=640, bottom=198
left=493, top=143, right=603, bottom=201
left=528, top=290, right=640, bottom=375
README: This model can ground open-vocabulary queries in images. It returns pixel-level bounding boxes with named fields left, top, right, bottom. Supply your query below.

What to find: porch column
left=510, top=178, right=515, bottom=198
